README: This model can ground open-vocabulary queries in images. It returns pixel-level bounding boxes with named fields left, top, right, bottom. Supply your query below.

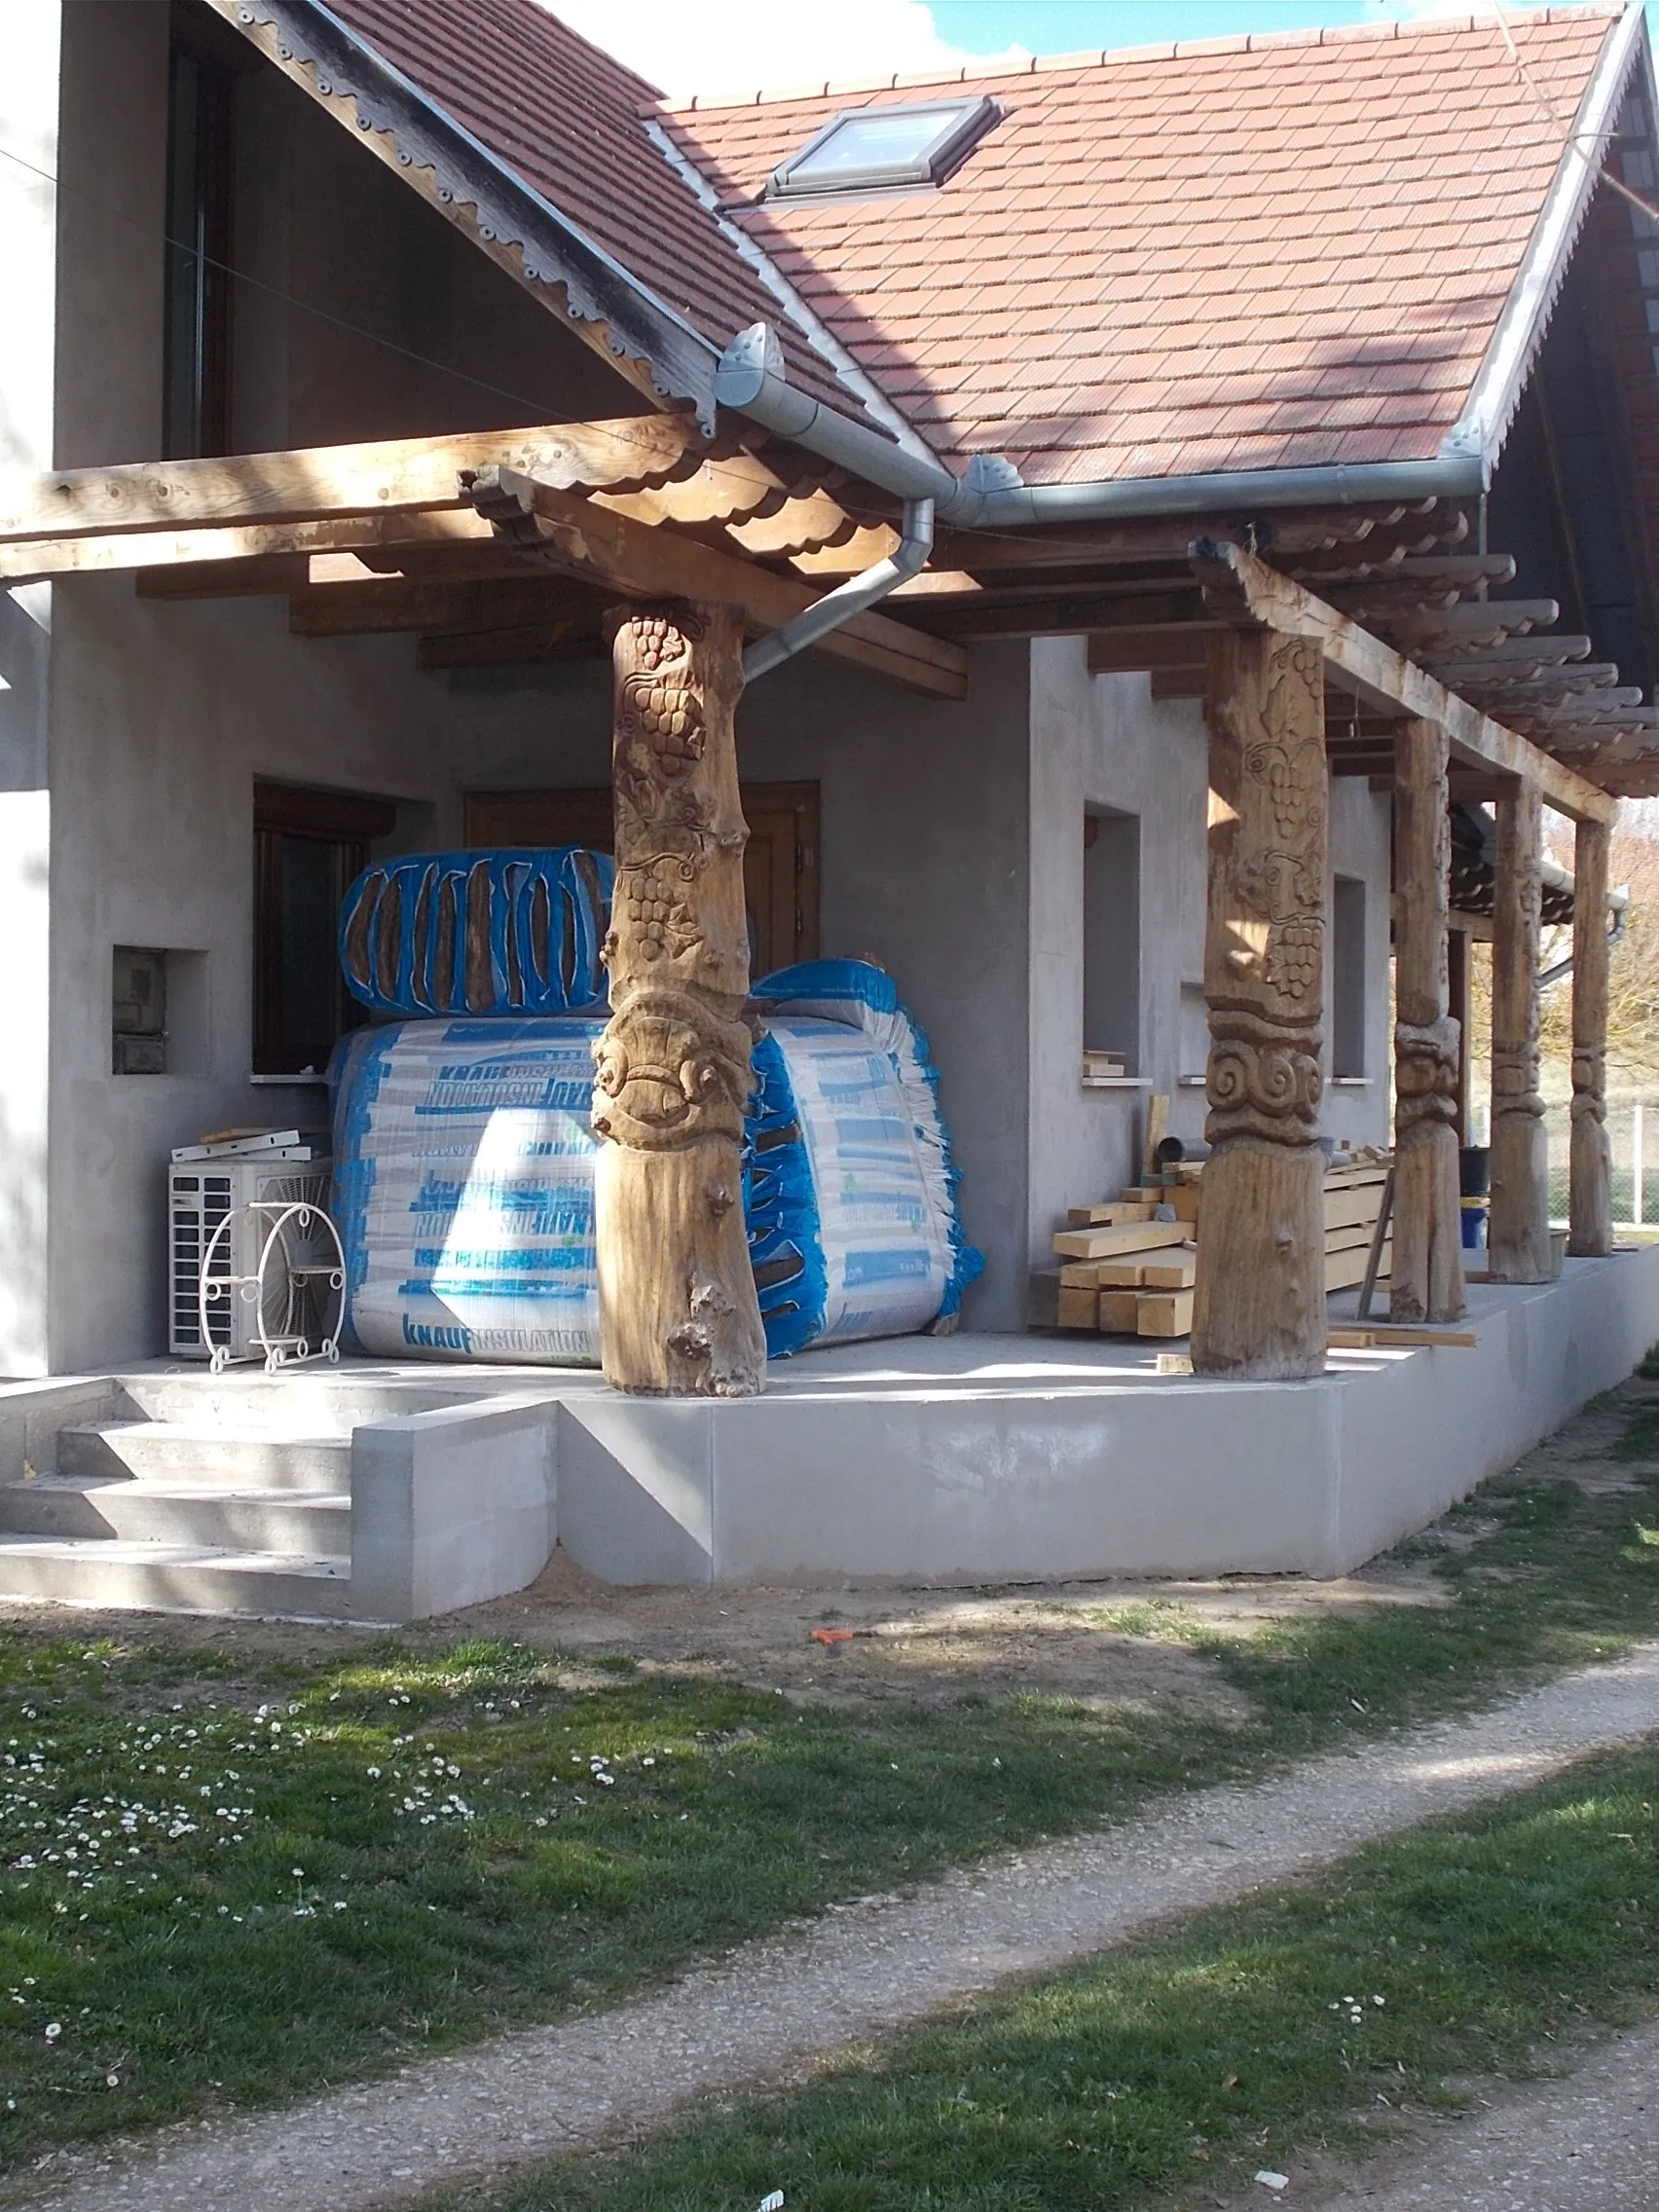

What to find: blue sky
left=931, top=2, right=1485, bottom=54
left=554, top=1, right=1563, bottom=106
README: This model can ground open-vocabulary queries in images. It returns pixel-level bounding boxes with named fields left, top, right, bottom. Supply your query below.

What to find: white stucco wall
left=1026, top=638, right=1392, bottom=1277
left=0, top=1, right=63, bottom=1374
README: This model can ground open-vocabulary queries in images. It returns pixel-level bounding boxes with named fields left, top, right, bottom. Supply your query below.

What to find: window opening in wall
left=1083, top=807, right=1141, bottom=1079
left=253, top=783, right=395, bottom=1078
left=1332, top=872, right=1368, bottom=1079
left=163, top=31, right=238, bottom=459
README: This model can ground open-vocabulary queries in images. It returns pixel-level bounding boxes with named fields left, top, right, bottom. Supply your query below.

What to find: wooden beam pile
left=1047, top=1150, right=1392, bottom=1341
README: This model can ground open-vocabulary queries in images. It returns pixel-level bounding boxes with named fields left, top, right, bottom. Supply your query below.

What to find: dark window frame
left=252, top=782, right=396, bottom=1078
left=163, top=17, right=240, bottom=459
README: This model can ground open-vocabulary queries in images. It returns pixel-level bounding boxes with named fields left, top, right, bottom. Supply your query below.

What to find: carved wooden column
left=592, top=601, right=765, bottom=1396
left=1487, top=776, right=1552, bottom=1281
left=1391, top=719, right=1465, bottom=1322
left=1567, top=813, right=1613, bottom=1257
left=1191, top=629, right=1328, bottom=1380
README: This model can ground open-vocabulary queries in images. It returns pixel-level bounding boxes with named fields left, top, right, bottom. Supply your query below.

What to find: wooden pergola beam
left=469, top=466, right=968, bottom=699
left=0, top=416, right=709, bottom=546
left=1193, top=542, right=1614, bottom=824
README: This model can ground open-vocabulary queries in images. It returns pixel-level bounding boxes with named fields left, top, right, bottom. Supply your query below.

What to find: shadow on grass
left=444, top=1745, right=1659, bottom=2212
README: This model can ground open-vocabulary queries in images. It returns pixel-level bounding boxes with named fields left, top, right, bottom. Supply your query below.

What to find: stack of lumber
left=1052, top=1195, right=1198, bottom=1339
left=1322, top=1155, right=1391, bottom=1293
left=1081, top=1048, right=1126, bottom=1082
left=1048, top=1146, right=1392, bottom=1340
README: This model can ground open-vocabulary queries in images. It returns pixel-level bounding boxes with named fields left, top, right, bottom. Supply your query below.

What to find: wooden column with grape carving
left=1191, top=628, right=1329, bottom=1380
left=592, top=601, right=765, bottom=1396
left=1567, top=813, right=1613, bottom=1257
left=1391, top=719, right=1466, bottom=1322
left=1487, top=776, right=1552, bottom=1282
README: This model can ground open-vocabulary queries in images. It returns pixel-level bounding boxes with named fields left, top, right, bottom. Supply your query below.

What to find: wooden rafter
left=0, top=418, right=710, bottom=546
left=468, top=465, right=967, bottom=699
left=1192, top=541, right=1614, bottom=824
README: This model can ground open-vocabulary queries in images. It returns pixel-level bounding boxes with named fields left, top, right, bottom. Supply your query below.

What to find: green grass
left=445, top=1741, right=1659, bottom=2212
left=4, top=1377, right=1659, bottom=2170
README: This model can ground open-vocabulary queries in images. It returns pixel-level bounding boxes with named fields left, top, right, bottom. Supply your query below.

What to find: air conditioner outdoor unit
left=168, top=1160, right=335, bottom=1361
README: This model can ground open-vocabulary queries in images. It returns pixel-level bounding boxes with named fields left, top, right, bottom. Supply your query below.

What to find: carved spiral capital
left=1204, top=1010, right=1323, bottom=1149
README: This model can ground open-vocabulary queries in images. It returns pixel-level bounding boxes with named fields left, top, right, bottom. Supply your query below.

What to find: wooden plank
left=1323, top=1185, right=1390, bottom=1232
left=1327, top=1242, right=1392, bottom=1293
left=1058, top=1286, right=1101, bottom=1328
left=1191, top=628, right=1328, bottom=1381
left=1138, top=1289, right=1196, bottom=1338
left=473, top=469, right=969, bottom=700
left=1567, top=815, right=1613, bottom=1257
left=1141, top=1093, right=1170, bottom=1180
left=1059, top=1262, right=1101, bottom=1288
left=1098, top=1290, right=1144, bottom=1332
left=1328, top=1325, right=1477, bottom=1348
left=0, top=419, right=710, bottom=546
left=1140, top=1249, right=1198, bottom=1289
left=1067, top=1201, right=1155, bottom=1226
left=1324, top=1221, right=1380, bottom=1256
left=1052, top=1221, right=1190, bottom=1262
left=1097, top=1257, right=1154, bottom=1286
left=1193, top=541, right=1614, bottom=824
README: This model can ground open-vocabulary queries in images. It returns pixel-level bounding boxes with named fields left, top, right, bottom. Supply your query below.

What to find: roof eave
left=1440, top=0, right=1647, bottom=477
left=205, top=0, right=721, bottom=424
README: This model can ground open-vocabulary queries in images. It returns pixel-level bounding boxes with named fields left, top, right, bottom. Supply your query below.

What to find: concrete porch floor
left=0, top=1251, right=1654, bottom=1617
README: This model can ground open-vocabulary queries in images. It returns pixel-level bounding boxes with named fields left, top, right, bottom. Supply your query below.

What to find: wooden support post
left=591, top=602, right=765, bottom=1396
left=1191, top=629, right=1328, bottom=1379
left=1447, top=926, right=1472, bottom=1142
left=1391, top=720, right=1466, bottom=1322
left=1487, top=777, right=1552, bottom=1280
left=1567, top=814, right=1614, bottom=1256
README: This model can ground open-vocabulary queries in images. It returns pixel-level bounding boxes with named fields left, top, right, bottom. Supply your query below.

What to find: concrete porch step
left=57, top=1422, right=350, bottom=1491
left=0, top=1535, right=356, bottom=1618
left=0, top=1474, right=349, bottom=1554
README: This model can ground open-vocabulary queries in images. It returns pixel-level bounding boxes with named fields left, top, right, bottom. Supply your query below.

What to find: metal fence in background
left=1543, top=1097, right=1659, bottom=1226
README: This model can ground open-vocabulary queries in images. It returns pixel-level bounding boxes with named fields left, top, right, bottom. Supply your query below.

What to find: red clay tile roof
left=323, top=0, right=871, bottom=425
left=662, top=7, right=1633, bottom=485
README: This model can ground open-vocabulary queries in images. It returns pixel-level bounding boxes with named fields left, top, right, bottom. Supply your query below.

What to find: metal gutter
left=1539, top=879, right=1631, bottom=987
left=743, top=499, right=935, bottom=682
left=214, top=0, right=721, bottom=424
left=716, top=322, right=1489, bottom=526
left=1443, top=2, right=1646, bottom=471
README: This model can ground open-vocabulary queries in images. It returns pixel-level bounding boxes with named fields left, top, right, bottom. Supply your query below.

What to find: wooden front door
left=462, top=782, right=820, bottom=978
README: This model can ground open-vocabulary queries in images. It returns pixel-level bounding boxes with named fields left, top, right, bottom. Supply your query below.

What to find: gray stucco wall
left=1026, top=638, right=1391, bottom=1275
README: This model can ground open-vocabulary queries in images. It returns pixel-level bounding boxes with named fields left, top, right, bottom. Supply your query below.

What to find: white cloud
left=544, top=0, right=1026, bottom=103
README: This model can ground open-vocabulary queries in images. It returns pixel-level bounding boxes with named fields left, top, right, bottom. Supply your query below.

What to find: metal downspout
left=1538, top=886, right=1630, bottom=989
left=742, top=498, right=935, bottom=681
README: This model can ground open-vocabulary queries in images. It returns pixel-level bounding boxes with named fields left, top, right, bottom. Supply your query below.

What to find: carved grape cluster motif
left=1268, top=917, right=1320, bottom=1004
left=619, top=856, right=700, bottom=963
left=624, top=616, right=705, bottom=780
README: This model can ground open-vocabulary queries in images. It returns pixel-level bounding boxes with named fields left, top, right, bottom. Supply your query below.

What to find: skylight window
left=767, top=96, right=998, bottom=199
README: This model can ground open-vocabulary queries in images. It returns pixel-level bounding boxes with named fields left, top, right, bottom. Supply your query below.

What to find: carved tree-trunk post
left=1487, top=775, right=1552, bottom=1281
left=592, top=601, right=766, bottom=1396
left=1567, top=812, right=1613, bottom=1257
left=1391, top=719, right=1466, bottom=1322
left=1191, top=628, right=1328, bottom=1380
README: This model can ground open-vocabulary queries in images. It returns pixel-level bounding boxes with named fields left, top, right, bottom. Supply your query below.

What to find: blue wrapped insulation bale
left=339, top=848, right=613, bottom=1019
left=332, top=1018, right=606, bottom=1363
left=330, top=961, right=982, bottom=1365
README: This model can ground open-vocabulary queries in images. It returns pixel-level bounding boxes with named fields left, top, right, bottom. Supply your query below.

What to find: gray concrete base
left=0, top=1252, right=1652, bottom=1615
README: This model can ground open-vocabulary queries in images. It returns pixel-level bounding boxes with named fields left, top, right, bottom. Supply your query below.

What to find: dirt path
left=1283, top=2011, right=1659, bottom=2209
left=18, top=1642, right=1659, bottom=2212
